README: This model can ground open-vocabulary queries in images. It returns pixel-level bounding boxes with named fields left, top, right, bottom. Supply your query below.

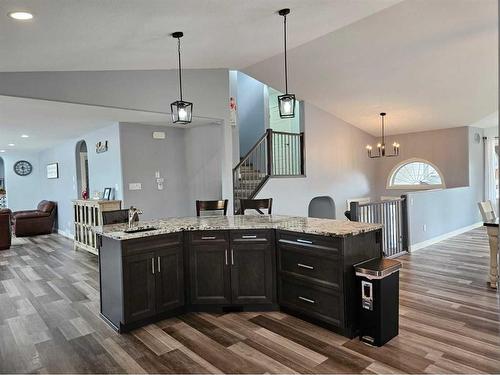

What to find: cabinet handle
left=242, top=235, right=257, bottom=239
left=298, top=296, right=315, bottom=304
left=201, top=236, right=216, bottom=240
left=225, top=249, right=228, bottom=265
left=231, top=249, right=234, bottom=265
left=151, top=258, right=155, bottom=275
left=297, top=263, right=314, bottom=270
left=297, top=239, right=313, bottom=244
left=157, top=256, right=161, bottom=273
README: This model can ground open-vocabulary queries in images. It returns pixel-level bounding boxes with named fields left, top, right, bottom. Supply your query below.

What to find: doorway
left=0, top=157, right=5, bottom=208
left=75, top=141, right=89, bottom=198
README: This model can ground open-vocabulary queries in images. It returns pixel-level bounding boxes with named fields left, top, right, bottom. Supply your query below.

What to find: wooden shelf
left=73, top=199, right=121, bottom=255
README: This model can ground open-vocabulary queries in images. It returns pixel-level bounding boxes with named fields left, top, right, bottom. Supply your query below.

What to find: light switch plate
left=153, top=131, right=166, bottom=139
left=129, top=183, right=142, bottom=190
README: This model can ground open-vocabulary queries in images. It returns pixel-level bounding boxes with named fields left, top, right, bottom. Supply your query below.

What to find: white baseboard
left=57, top=229, right=74, bottom=240
left=410, top=222, right=483, bottom=252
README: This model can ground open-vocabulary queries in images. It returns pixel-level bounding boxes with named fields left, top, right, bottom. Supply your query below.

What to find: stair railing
left=349, top=196, right=409, bottom=257
left=233, top=129, right=305, bottom=213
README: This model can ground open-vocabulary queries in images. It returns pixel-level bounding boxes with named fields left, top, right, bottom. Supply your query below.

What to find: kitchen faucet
left=128, top=206, right=143, bottom=229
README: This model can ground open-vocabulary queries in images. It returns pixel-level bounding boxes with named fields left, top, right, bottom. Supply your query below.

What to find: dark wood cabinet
left=230, top=230, right=275, bottom=304
left=123, top=251, right=156, bottom=323
left=100, top=226, right=382, bottom=337
left=190, top=244, right=231, bottom=305
left=156, top=245, right=185, bottom=313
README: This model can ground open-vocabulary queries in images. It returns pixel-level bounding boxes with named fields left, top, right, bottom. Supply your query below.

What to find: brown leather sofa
left=0, top=209, right=12, bottom=250
left=12, top=201, right=57, bottom=237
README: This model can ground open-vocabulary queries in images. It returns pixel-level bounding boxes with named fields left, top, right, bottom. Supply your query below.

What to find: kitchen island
left=96, top=215, right=383, bottom=338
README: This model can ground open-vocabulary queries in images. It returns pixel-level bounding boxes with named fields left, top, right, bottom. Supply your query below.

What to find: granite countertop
left=94, top=215, right=382, bottom=241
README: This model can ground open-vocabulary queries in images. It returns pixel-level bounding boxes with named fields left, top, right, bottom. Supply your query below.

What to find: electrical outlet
left=423, top=224, right=427, bottom=232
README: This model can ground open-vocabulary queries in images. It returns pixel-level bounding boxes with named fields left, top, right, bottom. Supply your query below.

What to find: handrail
left=232, top=129, right=305, bottom=214
left=233, top=129, right=271, bottom=172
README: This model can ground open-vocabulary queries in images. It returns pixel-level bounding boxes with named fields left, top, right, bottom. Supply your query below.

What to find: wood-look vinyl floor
left=0, top=228, right=499, bottom=374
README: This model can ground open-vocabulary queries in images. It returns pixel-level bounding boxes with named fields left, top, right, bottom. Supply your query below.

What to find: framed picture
left=103, top=187, right=112, bottom=200
left=46, top=163, right=59, bottom=179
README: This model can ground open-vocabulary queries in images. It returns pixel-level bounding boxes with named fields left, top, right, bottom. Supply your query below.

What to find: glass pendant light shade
left=278, top=8, right=296, bottom=119
left=278, top=93, right=296, bottom=118
left=171, top=100, right=193, bottom=124
left=170, top=31, right=193, bottom=124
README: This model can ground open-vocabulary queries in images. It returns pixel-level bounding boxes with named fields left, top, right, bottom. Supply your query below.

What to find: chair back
left=308, top=196, right=336, bottom=219
left=102, top=209, right=129, bottom=225
left=478, top=201, right=497, bottom=222
left=240, top=198, right=273, bottom=215
left=196, top=200, right=228, bottom=217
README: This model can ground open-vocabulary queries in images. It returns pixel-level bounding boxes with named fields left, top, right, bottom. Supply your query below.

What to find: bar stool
left=240, top=198, right=273, bottom=215
left=196, top=200, right=228, bottom=217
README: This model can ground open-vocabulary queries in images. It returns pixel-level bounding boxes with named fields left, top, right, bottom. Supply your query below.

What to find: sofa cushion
left=13, top=211, right=50, bottom=220
left=37, top=201, right=55, bottom=213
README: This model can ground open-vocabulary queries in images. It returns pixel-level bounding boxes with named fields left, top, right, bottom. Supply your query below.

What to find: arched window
left=387, top=158, right=445, bottom=190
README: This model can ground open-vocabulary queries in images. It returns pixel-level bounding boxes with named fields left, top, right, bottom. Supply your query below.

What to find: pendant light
left=170, top=31, right=193, bottom=124
left=277, top=8, right=296, bottom=119
left=366, top=113, right=400, bottom=158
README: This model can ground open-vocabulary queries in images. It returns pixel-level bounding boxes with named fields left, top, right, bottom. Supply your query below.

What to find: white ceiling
left=0, top=0, right=401, bottom=71
left=0, top=96, right=218, bottom=152
left=245, top=0, right=498, bottom=135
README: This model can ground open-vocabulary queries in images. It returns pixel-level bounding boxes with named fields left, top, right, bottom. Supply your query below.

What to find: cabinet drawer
left=277, top=231, right=340, bottom=254
left=279, top=247, right=341, bottom=290
left=279, top=276, right=342, bottom=327
left=123, top=233, right=182, bottom=257
left=190, top=230, right=228, bottom=244
left=230, top=229, right=274, bottom=244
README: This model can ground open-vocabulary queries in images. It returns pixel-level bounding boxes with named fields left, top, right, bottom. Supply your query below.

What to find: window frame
left=386, top=158, right=446, bottom=190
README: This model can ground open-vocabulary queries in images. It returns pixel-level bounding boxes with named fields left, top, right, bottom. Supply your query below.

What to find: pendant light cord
left=283, top=13, right=289, bottom=94
left=177, top=37, right=183, bottom=101
left=381, top=115, right=385, bottom=146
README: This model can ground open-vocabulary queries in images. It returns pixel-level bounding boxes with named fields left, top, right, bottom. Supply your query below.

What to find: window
left=387, top=158, right=445, bottom=190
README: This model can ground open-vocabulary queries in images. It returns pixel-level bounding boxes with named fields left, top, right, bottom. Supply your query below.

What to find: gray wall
left=0, top=157, right=4, bottom=180
left=119, top=122, right=224, bottom=220
left=0, top=69, right=235, bottom=210
left=406, top=187, right=482, bottom=246
left=237, top=72, right=266, bottom=157
left=376, top=127, right=470, bottom=197
left=257, top=102, right=377, bottom=218
left=0, top=151, right=42, bottom=211
left=38, top=123, right=123, bottom=235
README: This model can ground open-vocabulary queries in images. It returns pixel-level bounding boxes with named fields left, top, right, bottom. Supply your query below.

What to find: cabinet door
left=123, top=252, right=156, bottom=323
left=156, top=245, right=184, bottom=313
left=231, top=243, right=275, bottom=304
left=190, top=245, right=231, bottom=304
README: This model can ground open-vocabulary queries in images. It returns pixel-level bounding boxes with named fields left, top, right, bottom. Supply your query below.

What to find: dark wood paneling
left=231, top=242, right=275, bottom=304
left=189, top=244, right=231, bottom=305
left=156, top=245, right=184, bottom=313
left=123, top=251, right=156, bottom=323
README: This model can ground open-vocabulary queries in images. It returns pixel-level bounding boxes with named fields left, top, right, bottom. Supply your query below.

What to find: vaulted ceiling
left=0, top=0, right=497, bottom=140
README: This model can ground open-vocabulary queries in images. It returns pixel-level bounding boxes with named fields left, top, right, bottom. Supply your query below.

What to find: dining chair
left=102, top=209, right=130, bottom=225
left=478, top=201, right=497, bottom=222
left=240, top=198, right=273, bottom=215
left=196, top=200, right=228, bottom=217
left=308, top=196, right=336, bottom=219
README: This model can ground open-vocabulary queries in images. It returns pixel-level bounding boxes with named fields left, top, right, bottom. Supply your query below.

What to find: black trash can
left=355, top=258, right=402, bottom=347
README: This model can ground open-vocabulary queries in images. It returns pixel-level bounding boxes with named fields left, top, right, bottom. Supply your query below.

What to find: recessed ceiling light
left=8, top=143, right=15, bottom=147
left=8, top=11, right=33, bottom=20
left=21, top=134, right=29, bottom=138
left=0, top=150, right=5, bottom=153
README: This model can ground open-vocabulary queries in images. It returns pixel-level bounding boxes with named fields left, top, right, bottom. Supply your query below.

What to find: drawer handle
left=297, top=263, right=314, bottom=270
left=201, top=236, right=216, bottom=240
left=241, top=235, right=257, bottom=239
left=298, top=296, right=315, bottom=304
left=151, top=258, right=155, bottom=275
left=297, top=239, right=313, bottom=245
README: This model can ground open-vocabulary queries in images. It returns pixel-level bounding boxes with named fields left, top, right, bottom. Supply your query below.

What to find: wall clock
left=13, top=160, right=33, bottom=176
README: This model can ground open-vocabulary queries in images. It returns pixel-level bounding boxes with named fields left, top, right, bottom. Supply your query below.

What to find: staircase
left=233, top=129, right=304, bottom=213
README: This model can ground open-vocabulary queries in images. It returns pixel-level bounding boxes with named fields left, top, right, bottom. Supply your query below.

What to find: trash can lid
left=355, top=257, right=402, bottom=278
